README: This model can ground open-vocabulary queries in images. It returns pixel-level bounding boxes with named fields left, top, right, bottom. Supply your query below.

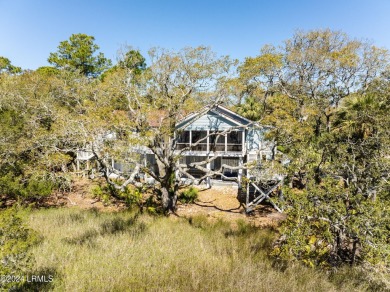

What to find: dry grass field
left=22, top=207, right=371, bottom=291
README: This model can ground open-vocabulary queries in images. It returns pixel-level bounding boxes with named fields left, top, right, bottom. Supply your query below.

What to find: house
left=76, top=105, right=275, bottom=184
left=171, top=105, right=274, bottom=183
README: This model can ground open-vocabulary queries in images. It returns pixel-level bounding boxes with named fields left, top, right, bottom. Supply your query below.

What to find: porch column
left=238, top=156, right=243, bottom=184
left=76, top=159, right=80, bottom=174
left=206, top=130, right=210, bottom=152
left=242, top=130, right=245, bottom=155
left=189, top=130, right=192, bottom=147
left=144, top=154, right=148, bottom=180
left=206, top=159, right=211, bottom=188
left=225, top=132, right=227, bottom=153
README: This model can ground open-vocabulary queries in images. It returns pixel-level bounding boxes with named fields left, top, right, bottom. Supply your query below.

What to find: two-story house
left=76, top=105, right=274, bottom=185
left=172, top=105, right=274, bottom=183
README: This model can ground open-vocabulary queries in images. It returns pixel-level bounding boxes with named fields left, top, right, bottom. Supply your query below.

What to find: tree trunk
left=315, top=117, right=322, bottom=137
left=161, top=186, right=177, bottom=214
left=351, top=239, right=358, bottom=266
left=326, top=114, right=331, bottom=133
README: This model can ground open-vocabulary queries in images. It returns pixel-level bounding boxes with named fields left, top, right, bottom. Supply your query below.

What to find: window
left=178, top=131, right=190, bottom=143
left=191, top=131, right=207, bottom=143
left=177, top=131, right=190, bottom=150
left=227, top=131, right=242, bottom=144
left=227, top=131, right=242, bottom=151
left=191, top=131, right=207, bottom=151
left=209, top=131, right=225, bottom=151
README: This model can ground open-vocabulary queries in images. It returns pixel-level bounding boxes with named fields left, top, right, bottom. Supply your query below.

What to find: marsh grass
left=26, top=208, right=369, bottom=291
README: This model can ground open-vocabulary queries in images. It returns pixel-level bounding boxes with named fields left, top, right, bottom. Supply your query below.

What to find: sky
left=1, top=0, right=390, bottom=70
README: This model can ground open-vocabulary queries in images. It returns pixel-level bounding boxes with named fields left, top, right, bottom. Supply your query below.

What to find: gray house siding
left=178, top=112, right=242, bottom=131
left=173, top=106, right=273, bottom=181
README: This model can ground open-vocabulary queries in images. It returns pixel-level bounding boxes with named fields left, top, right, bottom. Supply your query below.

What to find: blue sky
left=1, top=0, right=390, bottom=70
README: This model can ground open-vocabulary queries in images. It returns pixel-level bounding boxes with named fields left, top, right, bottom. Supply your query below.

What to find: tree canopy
left=233, top=29, right=390, bottom=269
left=48, top=33, right=112, bottom=77
left=91, top=46, right=233, bottom=212
left=0, top=56, right=21, bottom=74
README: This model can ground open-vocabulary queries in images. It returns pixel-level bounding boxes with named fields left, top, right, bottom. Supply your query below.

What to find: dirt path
left=52, top=179, right=285, bottom=227
left=49, top=178, right=126, bottom=212
left=176, top=186, right=286, bottom=227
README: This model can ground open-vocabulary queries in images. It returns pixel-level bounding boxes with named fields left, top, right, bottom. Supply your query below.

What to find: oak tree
left=90, top=47, right=234, bottom=213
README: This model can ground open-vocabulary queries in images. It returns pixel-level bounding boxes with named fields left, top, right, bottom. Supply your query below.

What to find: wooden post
left=246, top=178, right=250, bottom=213
left=206, top=158, right=211, bottom=188
left=225, top=133, right=227, bottom=153
left=206, top=130, right=210, bottom=153
left=238, top=157, right=243, bottom=184
left=144, top=154, right=148, bottom=181
left=242, top=130, right=245, bottom=155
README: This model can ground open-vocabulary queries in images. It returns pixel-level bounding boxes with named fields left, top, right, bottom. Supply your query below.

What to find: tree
left=233, top=29, right=390, bottom=270
left=35, top=66, right=60, bottom=76
left=48, top=33, right=112, bottom=77
left=100, top=48, right=147, bottom=83
left=0, top=56, right=21, bottom=74
left=235, top=95, right=263, bottom=121
left=89, top=47, right=234, bottom=213
left=0, top=208, right=39, bottom=290
left=0, top=68, right=87, bottom=204
left=276, top=91, right=390, bottom=269
left=118, top=49, right=146, bottom=73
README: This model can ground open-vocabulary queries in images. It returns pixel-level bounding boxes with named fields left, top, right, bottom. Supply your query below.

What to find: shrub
left=120, top=186, right=142, bottom=207
left=25, top=176, right=54, bottom=198
left=0, top=171, right=69, bottom=204
left=92, top=185, right=110, bottom=205
left=178, top=187, right=198, bottom=204
left=0, top=208, right=40, bottom=290
left=92, top=183, right=142, bottom=207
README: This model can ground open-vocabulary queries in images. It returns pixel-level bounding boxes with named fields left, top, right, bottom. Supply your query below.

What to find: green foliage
left=120, top=186, right=143, bottom=207
left=92, top=183, right=142, bottom=207
left=92, top=185, right=109, bottom=204
left=100, top=49, right=147, bottom=83
left=0, top=56, right=21, bottom=74
left=235, top=96, right=263, bottom=121
left=0, top=163, right=71, bottom=205
left=0, top=172, right=57, bottom=203
left=48, top=33, right=112, bottom=76
left=35, top=66, right=60, bottom=76
left=233, top=29, right=390, bottom=273
left=25, top=178, right=53, bottom=198
left=178, top=187, right=198, bottom=203
left=118, top=49, right=147, bottom=73
left=0, top=208, right=40, bottom=290
left=272, top=89, right=390, bottom=268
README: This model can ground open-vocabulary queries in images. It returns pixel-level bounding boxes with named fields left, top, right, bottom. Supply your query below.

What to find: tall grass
left=25, top=208, right=368, bottom=291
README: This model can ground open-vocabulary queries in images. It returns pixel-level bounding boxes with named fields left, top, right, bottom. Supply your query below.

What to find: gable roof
left=211, top=105, right=252, bottom=126
left=176, top=104, right=254, bottom=130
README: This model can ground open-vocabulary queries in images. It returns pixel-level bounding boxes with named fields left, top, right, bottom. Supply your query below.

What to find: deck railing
left=176, top=143, right=242, bottom=152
